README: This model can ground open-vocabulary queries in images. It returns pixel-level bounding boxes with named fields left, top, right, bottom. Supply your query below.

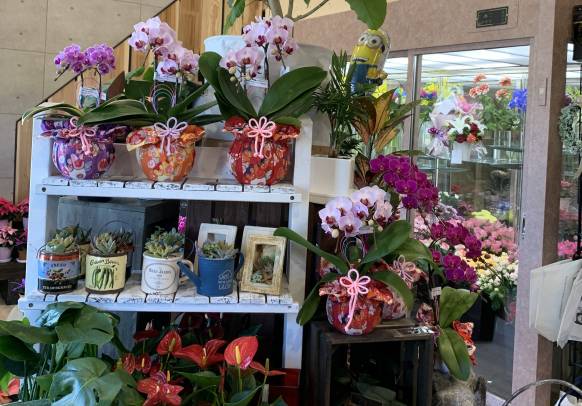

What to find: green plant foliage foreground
left=0, top=302, right=139, bottom=405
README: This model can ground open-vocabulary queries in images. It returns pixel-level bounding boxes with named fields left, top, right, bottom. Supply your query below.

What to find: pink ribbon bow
left=67, top=117, right=97, bottom=156
left=247, top=116, right=276, bottom=158
left=392, top=255, right=420, bottom=289
left=153, top=117, right=188, bottom=156
left=339, top=269, right=371, bottom=332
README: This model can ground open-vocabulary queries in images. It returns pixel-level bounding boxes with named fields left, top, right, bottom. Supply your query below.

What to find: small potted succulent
left=0, top=199, right=16, bottom=228
left=181, top=241, right=241, bottom=297
left=55, top=225, right=91, bottom=278
left=85, top=232, right=128, bottom=294
left=141, top=227, right=194, bottom=295
left=111, top=228, right=134, bottom=280
left=15, top=228, right=27, bottom=263
left=37, top=234, right=80, bottom=293
left=0, top=226, right=17, bottom=263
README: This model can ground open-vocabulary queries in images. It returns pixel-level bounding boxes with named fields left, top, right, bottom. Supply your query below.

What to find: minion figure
left=350, top=29, right=390, bottom=91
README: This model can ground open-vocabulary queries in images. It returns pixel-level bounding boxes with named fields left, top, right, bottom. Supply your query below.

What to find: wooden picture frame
left=197, top=223, right=237, bottom=247
left=241, top=226, right=276, bottom=258
left=240, top=235, right=286, bottom=295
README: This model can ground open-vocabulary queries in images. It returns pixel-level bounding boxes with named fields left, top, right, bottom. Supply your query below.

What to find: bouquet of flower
left=467, top=251, right=518, bottom=312
left=470, top=74, right=521, bottom=132
left=462, top=215, right=517, bottom=258
left=559, top=240, right=578, bottom=259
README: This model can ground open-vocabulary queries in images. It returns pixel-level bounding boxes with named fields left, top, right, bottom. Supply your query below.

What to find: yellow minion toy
left=350, top=29, right=390, bottom=90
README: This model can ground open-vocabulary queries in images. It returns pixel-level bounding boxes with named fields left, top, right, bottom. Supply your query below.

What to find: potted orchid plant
left=199, top=18, right=326, bottom=185
left=22, top=43, right=126, bottom=180
left=79, top=18, right=222, bottom=182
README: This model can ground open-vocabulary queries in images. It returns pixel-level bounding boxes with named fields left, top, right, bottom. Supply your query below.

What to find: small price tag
left=430, top=287, right=442, bottom=299
left=154, top=72, right=181, bottom=83
left=247, top=78, right=269, bottom=89
left=80, top=87, right=105, bottom=101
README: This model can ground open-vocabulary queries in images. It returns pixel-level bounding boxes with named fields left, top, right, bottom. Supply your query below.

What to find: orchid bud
left=331, top=229, right=340, bottom=239
left=377, top=226, right=383, bottom=232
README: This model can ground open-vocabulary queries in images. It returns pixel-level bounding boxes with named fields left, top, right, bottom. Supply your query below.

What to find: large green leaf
left=193, top=114, right=225, bottom=126
left=361, top=220, right=411, bottom=264
left=115, top=369, right=143, bottom=406
left=77, top=99, right=156, bottom=126
left=0, top=336, right=38, bottom=362
left=0, top=320, right=56, bottom=344
left=125, top=66, right=145, bottom=82
left=22, top=103, right=82, bottom=122
left=274, top=227, right=348, bottom=273
left=180, top=370, right=221, bottom=389
left=223, top=0, right=246, bottom=31
left=437, top=327, right=472, bottom=381
left=176, top=101, right=219, bottom=124
left=390, top=238, right=433, bottom=264
left=439, top=287, right=478, bottom=328
left=169, top=82, right=210, bottom=116
left=49, top=358, right=127, bottom=406
left=370, top=271, right=413, bottom=310
left=356, top=382, right=396, bottom=403
left=269, top=86, right=319, bottom=121
left=346, top=0, right=387, bottom=29
left=259, top=67, right=326, bottom=117
left=199, top=52, right=222, bottom=90
left=48, top=304, right=118, bottom=346
left=225, top=387, right=262, bottom=406
left=218, top=68, right=257, bottom=119
left=38, top=302, right=85, bottom=327
left=124, top=79, right=154, bottom=101
left=297, top=272, right=339, bottom=325
left=272, top=116, right=302, bottom=127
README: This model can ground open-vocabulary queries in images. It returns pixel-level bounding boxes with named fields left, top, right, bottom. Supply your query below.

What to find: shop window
left=381, top=56, right=409, bottom=154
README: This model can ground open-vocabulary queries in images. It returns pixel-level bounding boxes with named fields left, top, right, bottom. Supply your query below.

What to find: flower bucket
left=42, top=118, right=120, bottom=180
left=0, top=247, right=12, bottom=263
left=141, top=253, right=194, bottom=295
left=181, top=255, right=243, bottom=297
left=78, top=242, right=91, bottom=278
left=85, top=253, right=127, bottom=294
left=126, top=119, right=205, bottom=182
left=226, top=117, right=299, bottom=185
left=451, top=141, right=471, bottom=164
left=16, top=246, right=26, bottom=263
left=37, top=249, right=80, bottom=293
left=325, top=296, right=383, bottom=336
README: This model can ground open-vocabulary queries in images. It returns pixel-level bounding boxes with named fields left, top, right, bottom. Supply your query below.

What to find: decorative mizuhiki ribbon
left=67, top=117, right=97, bottom=156
left=247, top=116, right=276, bottom=158
left=153, top=117, right=188, bottom=156
left=339, top=269, right=371, bottom=332
left=392, top=255, right=419, bottom=289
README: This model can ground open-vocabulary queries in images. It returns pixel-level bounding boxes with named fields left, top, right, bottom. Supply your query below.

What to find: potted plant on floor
left=311, top=51, right=363, bottom=197
left=181, top=240, right=241, bottom=297
left=0, top=226, right=17, bottom=263
left=37, top=234, right=80, bottom=293
left=141, top=227, right=194, bottom=295
left=85, top=232, right=128, bottom=294
left=199, top=50, right=326, bottom=185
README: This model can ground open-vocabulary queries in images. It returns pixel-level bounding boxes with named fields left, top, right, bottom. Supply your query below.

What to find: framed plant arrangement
left=197, top=223, right=238, bottom=246
left=240, top=235, right=286, bottom=295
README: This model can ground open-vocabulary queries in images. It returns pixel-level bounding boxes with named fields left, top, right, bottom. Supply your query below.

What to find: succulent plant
left=55, top=224, right=91, bottom=244
left=144, top=227, right=184, bottom=258
left=200, top=241, right=237, bottom=259
left=92, top=232, right=120, bottom=256
left=45, top=235, right=78, bottom=254
left=112, top=228, right=133, bottom=250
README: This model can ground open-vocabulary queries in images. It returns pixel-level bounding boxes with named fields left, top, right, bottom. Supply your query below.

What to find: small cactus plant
left=55, top=224, right=91, bottom=245
left=92, top=232, right=120, bottom=256
left=144, top=227, right=184, bottom=258
left=112, top=228, right=133, bottom=251
left=45, top=235, right=78, bottom=254
left=200, top=241, right=238, bottom=259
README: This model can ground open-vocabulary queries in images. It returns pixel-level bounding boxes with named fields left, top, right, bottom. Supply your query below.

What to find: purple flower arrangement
left=54, top=43, right=115, bottom=76
left=508, top=88, right=527, bottom=112
left=462, top=217, right=517, bottom=258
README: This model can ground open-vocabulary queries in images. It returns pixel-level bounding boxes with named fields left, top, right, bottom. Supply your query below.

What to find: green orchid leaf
left=199, top=52, right=222, bottom=90
left=0, top=319, right=56, bottom=344
left=390, top=238, right=434, bottom=264
left=192, top=114, right=225, bottom=126
left=218, top=68, right=257, bottom=119
left=274, top=227, right=348, bottom=273
left=223, top=0, right=245, bottom=32
left=225, top=386, right=262, bottom=406
left=49, top=358, right=128, bottom=406
left=269, top=86, right=319, bottom=121
left=356, top=382, right=396, bottom=402
left=169, top=82, right=210, bottom=116
left=180, top=370, right=221, bottom=389
left=124, top=79, right=154, bottom=101
left=143, top=66, right=155, bottom=82
left=439, top=287, right=478, bottom=328
left=22, top=103, right=83, bottom=122
left=297, top=272, right=339, bottom=326
left=346, top=0, right=387, bottom=29
left=77, top=99, right=156, bottom=126
left=125, top=66, right=145, bottom=82
left=361, top=220, right=411, bottom=264
left=176, top=101, right=219, bottom=123
left=273, top=116, right=302, bottom=127
left=437, top=327, right=472, bottom=381
left=259, top=67, right=326, bottom=117
left=371, top=271, right=413, bottom=309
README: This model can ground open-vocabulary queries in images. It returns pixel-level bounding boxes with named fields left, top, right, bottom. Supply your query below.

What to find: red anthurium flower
left=157, top=330, right=182, bottom=356
left=137, top=371, right=183, bottom=406
left=224, top=336, right=258, bottom=369
left=135, top=354, right=152, bottom=374
left=174, top=339, right=226, bottom=369
left=250, top=359, right=286, bottom=377
left=134, top=321, right=160, bottom=342
left=121, top=353, right=136, bottom=374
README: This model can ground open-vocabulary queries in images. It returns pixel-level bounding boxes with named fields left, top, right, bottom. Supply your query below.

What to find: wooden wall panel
left=223, top=0, right=264, bottom=36
left=14, top=119, right=32, bottom=203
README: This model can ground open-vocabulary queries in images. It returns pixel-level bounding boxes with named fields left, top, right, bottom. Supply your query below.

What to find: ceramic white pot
left=451, top=142, right=472, bottom=164
left=310, top=156, right=355, bottom=199
left=0, top=247, right=11, bottom=263
left=141, top=253, right=194, bottom=295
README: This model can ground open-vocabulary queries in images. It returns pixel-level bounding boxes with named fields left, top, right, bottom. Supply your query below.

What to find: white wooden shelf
left=20, top=275, right=298, bottom=313
left=38, top=176, right=300, bottom=203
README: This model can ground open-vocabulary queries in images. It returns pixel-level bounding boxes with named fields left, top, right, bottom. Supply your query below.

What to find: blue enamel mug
left=179, top=254, right=244, bottom=297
